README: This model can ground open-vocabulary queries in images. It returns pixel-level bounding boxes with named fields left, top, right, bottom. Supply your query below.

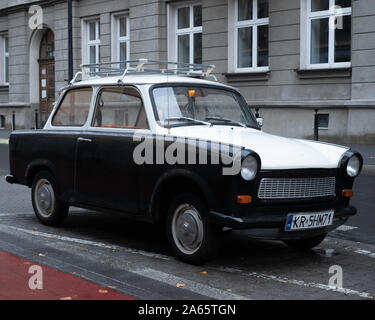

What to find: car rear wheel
left=31, top=170, right=69, bottom=226
left=166, top=192, right=220, bottom=265
left=283, top=233, right=327, bottom=250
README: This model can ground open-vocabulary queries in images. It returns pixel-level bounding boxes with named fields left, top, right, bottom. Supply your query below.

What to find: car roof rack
left=70, top=58, right=216, bottom=84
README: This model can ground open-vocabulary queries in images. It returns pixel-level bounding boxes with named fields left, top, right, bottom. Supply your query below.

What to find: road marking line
left=214, top=266, right=374, bottom=299
left=133, top=267, right=249, bottom=300
left=354, top=248, right=375, bottom=258
left=336, top=225, right=358, bottom=232
left=0, top=138, right=9, bottom=144
left=0, top=212, right=34, bottom=217
left=247, top=272, right=374, bottom=299
left=0, top=225, right=172, bottom=261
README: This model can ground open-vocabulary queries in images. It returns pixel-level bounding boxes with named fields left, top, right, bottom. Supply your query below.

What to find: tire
left=166, top=192, right=220, bottom=265
left=31, top=170, right=69, bottom=226
left=284, top=233, right=327, bottom=250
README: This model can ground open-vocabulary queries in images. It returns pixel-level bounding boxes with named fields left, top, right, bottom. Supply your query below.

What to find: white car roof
left=73, top=73, right=236, bottom=90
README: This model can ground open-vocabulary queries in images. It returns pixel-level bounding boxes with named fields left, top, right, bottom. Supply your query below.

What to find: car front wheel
left=31, top=170, right=69, bottom=226
left=283, top=233, right=327, bottom=250
left=166, top=192, right=220, bottom=265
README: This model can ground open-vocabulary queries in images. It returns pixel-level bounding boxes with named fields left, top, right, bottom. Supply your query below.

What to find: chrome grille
left=258, top=177, right=336, bottom=200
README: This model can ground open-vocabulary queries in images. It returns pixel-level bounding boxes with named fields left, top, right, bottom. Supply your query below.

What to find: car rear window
left=52, top=88, right=92, bottom=127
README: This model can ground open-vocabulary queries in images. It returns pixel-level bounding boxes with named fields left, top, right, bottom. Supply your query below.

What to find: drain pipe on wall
left=67, top=0, right=73, bottom=82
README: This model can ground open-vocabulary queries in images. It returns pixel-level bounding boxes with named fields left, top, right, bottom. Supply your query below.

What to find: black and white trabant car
left=6, top=59, right=363, bottom=264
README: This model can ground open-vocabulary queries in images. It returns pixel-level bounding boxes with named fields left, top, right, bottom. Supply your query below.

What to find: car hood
left=169, top=126, right=349, bottom=170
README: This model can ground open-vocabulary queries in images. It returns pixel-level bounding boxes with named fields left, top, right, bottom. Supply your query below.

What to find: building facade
left=0, top=0, right=374, bottom=144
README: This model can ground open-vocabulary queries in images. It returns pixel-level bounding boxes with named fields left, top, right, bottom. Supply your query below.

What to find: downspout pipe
left=67, top=0, right=73, bottom=81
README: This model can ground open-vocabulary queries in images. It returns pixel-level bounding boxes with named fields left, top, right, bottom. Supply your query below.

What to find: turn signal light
left=188, top=90, right=196, bottom=97
left=342, top=189, right=354, bottom=198
left=237, top=195, right=252, bottom=204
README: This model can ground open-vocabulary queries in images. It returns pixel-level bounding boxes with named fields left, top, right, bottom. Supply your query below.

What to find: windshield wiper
left=205, top=116, right=247, bottom=128
left=163, top=117, right=211, bottom=126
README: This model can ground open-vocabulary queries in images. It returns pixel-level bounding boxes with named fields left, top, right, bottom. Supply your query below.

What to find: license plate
left=285, top=210, right=334, bottom=231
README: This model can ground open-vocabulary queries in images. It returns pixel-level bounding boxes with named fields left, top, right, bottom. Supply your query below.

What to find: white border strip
left=248, top=272, right=374, bottom=299
left=133, top=267, right=249, bottom=300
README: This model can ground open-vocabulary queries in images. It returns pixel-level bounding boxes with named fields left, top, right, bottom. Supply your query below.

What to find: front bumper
left=209, top=205, right=356, bottom=240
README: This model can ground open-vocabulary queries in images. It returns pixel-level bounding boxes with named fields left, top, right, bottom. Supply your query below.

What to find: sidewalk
left=0, top=249, right=134, bottom=300
left=0, top=129, right=11, bottom=144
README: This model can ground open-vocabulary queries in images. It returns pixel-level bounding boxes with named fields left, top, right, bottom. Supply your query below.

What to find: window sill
left=223, top=71, right=270, bottom=82
left=295, top=67, right=352, bottom=79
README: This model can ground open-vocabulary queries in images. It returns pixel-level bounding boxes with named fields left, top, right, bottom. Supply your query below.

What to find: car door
left=74, top=86, right=150, bottom=214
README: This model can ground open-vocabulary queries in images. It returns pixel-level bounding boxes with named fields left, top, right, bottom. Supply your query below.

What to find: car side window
left=52, top=88, right=93, bottom=126
left=93, top=87, right=148, bottom=129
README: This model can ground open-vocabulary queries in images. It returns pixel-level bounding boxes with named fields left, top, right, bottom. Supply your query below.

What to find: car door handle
left=77, top=137, right=92, bottom=142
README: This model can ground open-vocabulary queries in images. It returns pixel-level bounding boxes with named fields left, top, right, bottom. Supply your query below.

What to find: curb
left=0, top=139, right=8, bottom=144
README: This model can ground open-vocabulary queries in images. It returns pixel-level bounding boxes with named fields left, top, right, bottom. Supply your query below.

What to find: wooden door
left=39, top=59, right=55, bottom=124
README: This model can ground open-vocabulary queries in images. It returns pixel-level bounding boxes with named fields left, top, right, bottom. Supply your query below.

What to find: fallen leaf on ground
left=71, top=272, right=76, bottom=275
left=200, top=271, right=207, bottom=275
left=176, top=283, right=185, bottom=288
left=98, top=289, right=108, bottom=293
left=32, top=227, right=38, bottom=231
left=226, top=289, right=233, bottom=292
left=108, top=286, right=117, bottom=289
left=60, top=297, right=72, bottom=300
left=38, top=253, right=45, bottom=257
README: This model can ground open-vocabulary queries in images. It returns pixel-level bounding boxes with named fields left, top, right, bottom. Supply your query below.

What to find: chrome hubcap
left=34, top=179, right=55, bottom=218
left=172, top=204, right=203, bottom=255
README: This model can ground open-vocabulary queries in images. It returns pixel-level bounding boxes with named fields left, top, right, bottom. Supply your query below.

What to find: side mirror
left=256, top=117, right=264, bottom=128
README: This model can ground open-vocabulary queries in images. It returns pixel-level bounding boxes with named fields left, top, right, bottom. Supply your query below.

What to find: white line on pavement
left=247, top=272, right=374, bottom=299
left=213, top=266, right=374, bottom=299
left=354, top=248, right=375, bottom=258
left=133, top=267, right=249, bottom=300
left=336, top=225, right=358, bottom=232
left=0, top=224, right=172, bottom=261
left=0, top=212, right=34, bottom=217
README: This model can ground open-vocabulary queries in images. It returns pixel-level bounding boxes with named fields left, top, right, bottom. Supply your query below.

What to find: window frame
left=301, top=0, right=352, bottom=70
left=81, top=18, right=100, bottom=66
left=0, top=35, right=9, bottom=86
left=3, top=36, right=8, bottom=85
left=111, top=13, right=130, bottom=64
left=89, top=86, right=150, bottom=132
left=233, top=0, right=269, bottom=73
left=168, top=2, right=202, bottom=65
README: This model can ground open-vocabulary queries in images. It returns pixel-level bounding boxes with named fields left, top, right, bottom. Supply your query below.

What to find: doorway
left=38, top=29, right=55, bottom=124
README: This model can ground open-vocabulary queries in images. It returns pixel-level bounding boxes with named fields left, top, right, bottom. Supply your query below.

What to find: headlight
left=241, top=155, right=258, bottom=181
left=346, top=155, right=361, bottom=177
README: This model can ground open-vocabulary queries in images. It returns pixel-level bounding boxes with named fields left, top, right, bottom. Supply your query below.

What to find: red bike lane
left=0, top=250, right=134, bottom=300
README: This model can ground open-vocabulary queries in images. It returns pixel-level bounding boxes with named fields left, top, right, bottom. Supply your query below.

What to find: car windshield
left=151, top=86, right=259, bottom=129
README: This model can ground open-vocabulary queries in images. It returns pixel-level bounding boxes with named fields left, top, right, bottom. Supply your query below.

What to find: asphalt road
left=1, top=142, right=375, bottom=299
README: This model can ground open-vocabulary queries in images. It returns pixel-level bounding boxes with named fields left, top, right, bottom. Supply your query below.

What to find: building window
left=0, top=35, right=9, bottom=85
left=169, top=3, right=202, bottom=65
left=317, top=113, right=330, bottom=129
left=112, top=14, right=130, bottom=68
left=0, top=115, right=5, bottom=129
left=233, top=0, right=269, bottom=72
left=82, top=19, right=100, bottom=67
left=301, top=0, right=351, bottom=69
left=88, top=20, right=100, bottom=65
